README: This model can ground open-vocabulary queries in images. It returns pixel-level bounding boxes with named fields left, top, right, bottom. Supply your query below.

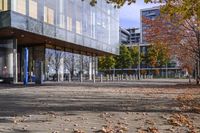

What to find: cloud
left=119, top=1, right=160, bottom=28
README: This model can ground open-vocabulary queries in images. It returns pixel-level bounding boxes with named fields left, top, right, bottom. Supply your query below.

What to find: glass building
left=0, top=0, right=119, bottom=83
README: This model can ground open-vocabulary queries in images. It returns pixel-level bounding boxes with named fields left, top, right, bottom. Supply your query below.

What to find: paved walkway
left=0, top=79, right=199, bottom=133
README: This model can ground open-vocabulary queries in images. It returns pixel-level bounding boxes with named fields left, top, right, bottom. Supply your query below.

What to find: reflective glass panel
left=29, top=0, right=38, bottom=19
left=0, top=0, right=7, bottom=11
left=13, top=0, right=26, bottom=15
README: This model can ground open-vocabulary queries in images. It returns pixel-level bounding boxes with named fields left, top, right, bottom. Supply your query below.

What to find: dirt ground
left=0, top=79, right=200, bottom=133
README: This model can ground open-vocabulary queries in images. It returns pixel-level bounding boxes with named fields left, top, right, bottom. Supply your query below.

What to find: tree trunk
left=196, top=60, right=200, bottom=85
left=56, top=69, right=59, bottom=82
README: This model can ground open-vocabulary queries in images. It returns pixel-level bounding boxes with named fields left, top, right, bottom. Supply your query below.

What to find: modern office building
left=119, top=27, right=130, bottom=44
left=119, top=27, right=140, bottom=46
left=127, top=28, right=140, bottom=44
left=0, top=0, right=119, bottom=83
left=139, top=6, right=181, bottom=77
left=140, top=6, right=160, bottom=44
left=139, top=7, right=160, bottom=68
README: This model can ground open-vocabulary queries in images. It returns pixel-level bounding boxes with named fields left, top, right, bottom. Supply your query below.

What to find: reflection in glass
left=0, top=0, right=7, bottom=11
left=0, top=40, right=16, bottom=79
left=13, top=0, right=26, bottom=15
left=29, top=0, right=38, bottom=19
left=44, top=0, right=56, bottom=25
left=9, top=0, right=119, bottom=55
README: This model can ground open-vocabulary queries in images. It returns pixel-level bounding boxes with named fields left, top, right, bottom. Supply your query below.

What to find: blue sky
left=119, top=1, right=160, bottom=28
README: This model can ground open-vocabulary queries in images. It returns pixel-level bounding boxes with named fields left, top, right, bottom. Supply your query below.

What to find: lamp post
left=138, top=43, right=141, bottom=80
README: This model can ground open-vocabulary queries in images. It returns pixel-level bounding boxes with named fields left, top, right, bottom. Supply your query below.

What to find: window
left=59, top=14, right=65, bottom=28
left=44, top=0, right=56, bottom=25
left=44, top=6, right=54, bottom=25
left=66, top=0, right=73, bottom=31
left=0, top=0, right=7, bottom=11
left=67, top=16, right=72, bottom=31
left=13, top=0, right=26, bottom=15
left=57, top=0, right=65, bottom=28
left=75, top=1, right=82, bottom=34
left=29, top=0, right=37, bottom=19
left=76, top=21, right=81, bottom=34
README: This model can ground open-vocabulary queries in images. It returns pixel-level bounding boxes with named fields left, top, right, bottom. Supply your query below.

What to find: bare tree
left=46, top=49, right=64, bottom=82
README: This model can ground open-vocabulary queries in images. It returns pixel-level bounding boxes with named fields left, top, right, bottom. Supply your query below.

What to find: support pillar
left=89, top=56, right=92, bottom=80
left=13, top=39, right=18, bottom=84
left=59, top=54, right=64, bottom=82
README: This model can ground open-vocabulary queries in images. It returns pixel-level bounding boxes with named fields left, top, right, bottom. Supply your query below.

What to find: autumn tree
left=98, top=56, right=116, bottom=74
left=115, top=45, right=133, bottom=70
left=129, top=46, right=139, bottom=68
left=89, top=0, right=200, bottom=21
left=143, top=6, right=200, bottom=83
left=147, top=43, right=170, bottom=67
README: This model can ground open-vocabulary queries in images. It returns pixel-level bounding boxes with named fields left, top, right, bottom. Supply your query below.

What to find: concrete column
left=7, top=50, right=13, bottom=78
left=59, top=54, right=64, bottom=82
left=13, top=39, right=18, bottom=84
left=89, top=56, right=92, bottom=80
left=92, top=56, right=96, bottom=83
left=80, top=54, right=83, bottom=82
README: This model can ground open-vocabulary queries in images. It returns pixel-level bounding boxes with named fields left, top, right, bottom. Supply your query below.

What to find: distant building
left=140, top=6, right=160, bottom=44
left=119, top=27, right=130, bottom=44
left=117, top=6, right=182, bottom=78
left=127, top=28, right=140, bottom=44
left=139, top=6, right=181, bottom=77
left=119, top=27, right=140, bottom=47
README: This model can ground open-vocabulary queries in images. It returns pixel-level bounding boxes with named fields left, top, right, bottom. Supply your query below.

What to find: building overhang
left=0, top=27, right=114, bottom=56
left=0, top=11, right=118, bottom=56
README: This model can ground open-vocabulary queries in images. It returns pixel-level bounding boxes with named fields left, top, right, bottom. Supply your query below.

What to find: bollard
left=112, top=74, right=115, bottom=81
left=117, top=74, right=119, bottom=81
left=93, top=74, right=96, bottom=83
left=80, top=73, right=83, bottom=83
left=126, top=75, right=128, bottom=80
left=133, top=75, right=136, bottom=80
left=100, top=74, right=103, bottom=83
left=130, top=75, right=133, bottom=80
left=106, top=74, right=109, bottom=82
left=68, top=73, right=71, bottom=82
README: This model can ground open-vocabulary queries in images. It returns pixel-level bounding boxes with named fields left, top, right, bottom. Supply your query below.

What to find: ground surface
left=0, top=79, right=200, bottom=133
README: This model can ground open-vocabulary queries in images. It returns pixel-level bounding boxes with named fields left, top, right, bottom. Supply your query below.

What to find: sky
left=119, top=1, right=160, bottom=29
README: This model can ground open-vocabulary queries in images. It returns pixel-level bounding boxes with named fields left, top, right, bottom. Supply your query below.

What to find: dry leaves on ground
left=176, top=93, right=200, bottom=113
left=137, top=127, right=159, bottom=133
left=73, top=128, right=85, bottom=133
left=167, top=113, right=198, bottom=133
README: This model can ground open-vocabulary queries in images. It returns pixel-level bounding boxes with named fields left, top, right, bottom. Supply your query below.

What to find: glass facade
left=0, top=0, right=119, bottom=83
left=45, top=48, right=96, bottom=81
left=0, top=39, right=17, bottom=83
left=8, top=0, right=119, bottom=55
left=0, top=0, right=8, bottom=11
left=29, top=0, right=38, bottom=19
